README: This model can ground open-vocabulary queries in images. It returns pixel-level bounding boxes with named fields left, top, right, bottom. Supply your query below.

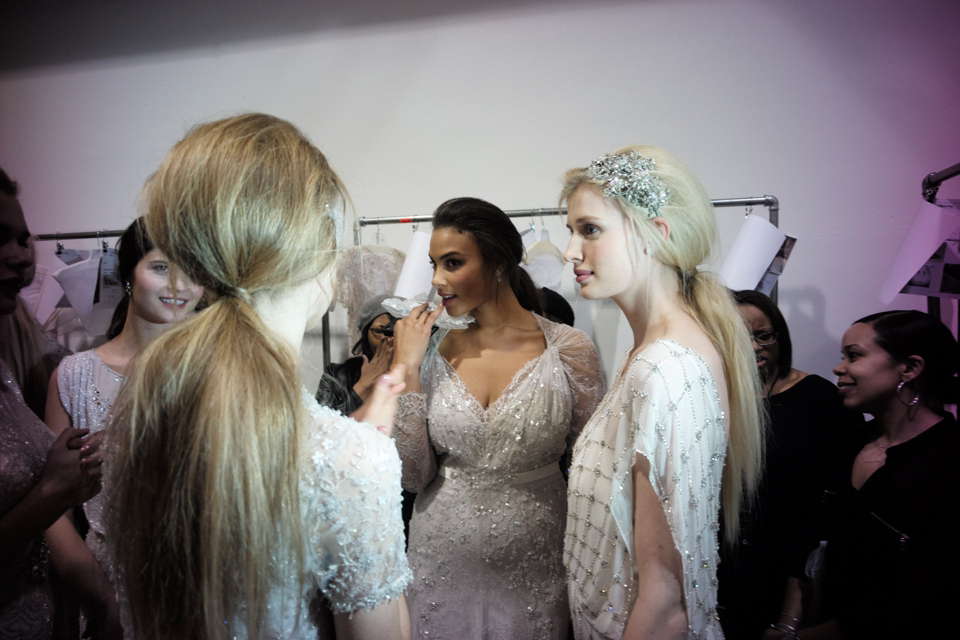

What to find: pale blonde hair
left=106, top=113, right=346, bottom=640
left=561, top=145, right=764, bottom=543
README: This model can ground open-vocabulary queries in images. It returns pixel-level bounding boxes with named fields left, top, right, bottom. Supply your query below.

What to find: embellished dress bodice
left=0, top=360, right=57, bottom=640
left=565, top=340, right=727, bottom=640
left=57, top=350, right=125, bottom=576
left=393, top=315, right=604, bottom=640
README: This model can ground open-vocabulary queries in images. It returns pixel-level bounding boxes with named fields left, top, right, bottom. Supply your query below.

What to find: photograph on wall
left=900, top=228, right=960, bottom=298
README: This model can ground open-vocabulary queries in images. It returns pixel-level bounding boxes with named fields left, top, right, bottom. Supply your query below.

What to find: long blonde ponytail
left=106, top=114, right=346, bottom=640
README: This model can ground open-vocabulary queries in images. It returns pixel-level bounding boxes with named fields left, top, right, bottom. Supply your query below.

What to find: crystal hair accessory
left=585, top=150, right=671, bottom=218
left=326, top=202, right=344, bottom=250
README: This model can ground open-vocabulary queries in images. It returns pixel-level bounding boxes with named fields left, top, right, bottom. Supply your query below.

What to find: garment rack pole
left=35, top=230, right=125, bottom=241
left=355, top=195, right=779, bottom=237
left=329, top=195, right=781, bottom=370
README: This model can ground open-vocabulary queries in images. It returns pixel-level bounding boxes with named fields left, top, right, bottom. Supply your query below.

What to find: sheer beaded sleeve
left=550, top=322, right=605, bottom=444
left=301, top=398, right=412, bottom=614
left=612, top=341, right=726, bottom=635
left=393, top=391, right=438, bottom=492
left=566, top=340, right=727, bottom=639
left=392, top=329, right=450, bottom=493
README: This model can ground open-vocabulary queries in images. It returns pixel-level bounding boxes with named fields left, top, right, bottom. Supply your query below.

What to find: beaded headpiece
left=585, top=150, right=671, bottom=218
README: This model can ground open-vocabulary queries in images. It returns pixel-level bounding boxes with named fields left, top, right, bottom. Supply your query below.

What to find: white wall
left=3, top=0, right=958, bottom=387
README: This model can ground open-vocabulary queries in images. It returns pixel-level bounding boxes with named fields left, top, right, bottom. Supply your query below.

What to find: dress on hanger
left=521, top=229, right=566, bottom=292
left=394, top=315, right=604, bottom=639
left=565, top=340, right=726, bottom=640
left=0, top=360, right=57, bottom=640
left=336, top=245, right=405, bottom=346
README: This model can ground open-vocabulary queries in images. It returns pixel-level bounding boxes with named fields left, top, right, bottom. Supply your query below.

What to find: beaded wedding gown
left=565, top=340, right=727, bottom=640
left=394, top=315, right=604, bottom=640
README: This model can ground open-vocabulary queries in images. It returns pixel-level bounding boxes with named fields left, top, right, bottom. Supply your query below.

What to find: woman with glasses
left=317, top=293, right=397, bottom=416
left=719, top=290, right=856, bottom=639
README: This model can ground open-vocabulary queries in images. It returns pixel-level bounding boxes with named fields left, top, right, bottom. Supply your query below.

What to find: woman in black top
left=719, top=290, right=856, bottom=639
left=765, top=310, right=959, bottom=640
left=317, top=293, right=396, bottom=415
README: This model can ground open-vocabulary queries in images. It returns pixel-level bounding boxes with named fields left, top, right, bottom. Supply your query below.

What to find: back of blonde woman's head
left=107, top=114, right=347, bottom=640
left=144, top=113, right=344, bottom=299
left=562, top=146, right=764, bottom=544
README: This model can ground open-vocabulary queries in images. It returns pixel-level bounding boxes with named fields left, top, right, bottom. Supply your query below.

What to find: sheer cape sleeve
left=548, top=321, right=605, bottom=447
left=609, top=341, right=727, bottom=636
left=301, top=398, right=412, bottom=614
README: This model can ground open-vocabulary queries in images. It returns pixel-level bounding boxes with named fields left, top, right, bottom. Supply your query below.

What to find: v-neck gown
left=393, top=315, right=604, bottom=639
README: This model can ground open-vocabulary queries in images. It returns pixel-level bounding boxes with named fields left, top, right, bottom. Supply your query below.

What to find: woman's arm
left=391, top=303, right=443, bottom=393
left=0, top=427, right=100, bottom=563
left=390, top=303, right=443, bottom=491
left=623, top=453, right=688, bottom=640
left=44, top=364, right=71, bottom=436
left=46, top=514, right=122, bottom=640
left=334, top=593, right=410, bottom=640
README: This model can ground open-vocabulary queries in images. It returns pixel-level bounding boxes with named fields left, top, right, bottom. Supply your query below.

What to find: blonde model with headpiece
left=562, top=147, right=764, bottom=640
left=105, top=114, right=412, bottom=640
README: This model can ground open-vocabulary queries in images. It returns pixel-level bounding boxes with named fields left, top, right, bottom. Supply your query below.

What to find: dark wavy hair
left=106, top=218, right=154, bottom=339
left=733, top=289, right=792, bottom=381
left=431, top=197, right=542, bottom=315
left=855, top=310, right=959, bottom=409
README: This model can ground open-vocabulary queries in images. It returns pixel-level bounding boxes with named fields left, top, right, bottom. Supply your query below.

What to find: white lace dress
left=394, top=315, right=604, bottom=640
left=565, top=340, right=727, bottom=640
left=56, top=350, right=125, bottom=576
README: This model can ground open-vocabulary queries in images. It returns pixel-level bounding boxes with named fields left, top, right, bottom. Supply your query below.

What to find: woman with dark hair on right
left=718, top=290, right=855, bottom=639
left=391, top=197, right=605, bottom=639
left=105, top=114, right=412, bottom=640
left=764, top=310, right=959, bottom=640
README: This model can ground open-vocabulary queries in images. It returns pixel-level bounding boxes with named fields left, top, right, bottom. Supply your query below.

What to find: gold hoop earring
left=897, top=380, right=919, bottom=406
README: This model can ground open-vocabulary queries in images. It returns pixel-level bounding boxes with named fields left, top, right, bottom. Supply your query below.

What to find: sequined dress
left=110, top=390, right=413, bottom=638
left=56, top=350, right=125, bottom=576
left=565, top=340, right=727, bottom=640
left=394, top=315, right=604, bottom=640
left=0, top=360, right=57, bottom=640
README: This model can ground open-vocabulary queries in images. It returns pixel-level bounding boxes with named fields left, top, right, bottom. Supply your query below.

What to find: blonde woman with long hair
left=105, top=114, right=412, bottom=640
left=562, top=147, right=764, bottom=639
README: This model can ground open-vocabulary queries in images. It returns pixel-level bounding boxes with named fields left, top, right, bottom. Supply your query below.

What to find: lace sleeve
left=392, top=391, right=438, bottom=492
left=303, top=407, right=412, bottom=614
left=554, top=324, right=606, bottom=443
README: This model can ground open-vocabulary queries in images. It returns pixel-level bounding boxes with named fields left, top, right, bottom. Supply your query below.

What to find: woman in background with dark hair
left=392, top=197, right=605, bottom=639
left=317, top=292, right=396, bottom=416
left=43, top=218, right=203, bottom=637
left=719, top=290, right=855, bottom=639
left=0, top=167, right=105, bottom=639
left=765, top=310, right=959, bottom=640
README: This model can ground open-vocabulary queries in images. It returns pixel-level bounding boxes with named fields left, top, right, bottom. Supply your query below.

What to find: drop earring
left=124, top=281, right=132, bottom=297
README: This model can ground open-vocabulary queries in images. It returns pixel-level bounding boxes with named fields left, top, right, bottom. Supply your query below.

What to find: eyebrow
left=572, top=216, right=602, bottom=225
left=430, top=251, right=464, bottom=262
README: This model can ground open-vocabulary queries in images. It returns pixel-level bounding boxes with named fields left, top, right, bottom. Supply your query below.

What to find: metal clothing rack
left=354, top=196, right=780, bottom=241
left=35, top=229, right=125, bottom=253
left=921, top=161, right=960, bottom=322
left=330, top=196, right=780, bottom=366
